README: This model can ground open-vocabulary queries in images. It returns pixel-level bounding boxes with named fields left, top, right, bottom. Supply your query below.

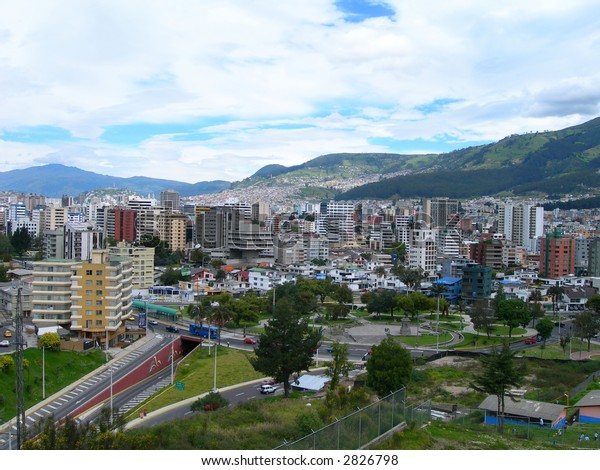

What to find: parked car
left=259, top=384, right=277, bottom=394
left=524, top=337, right=537, bottom=344
left=0, top=339, right=9, bottom=347
left=166, top=325, right=179, bottom=333
left=3, top=330, right=12, bottom=337
left=243, top=337, right=257, bottom=344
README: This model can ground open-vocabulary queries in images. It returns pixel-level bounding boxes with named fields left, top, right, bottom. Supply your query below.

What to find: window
left=86, top=270, right=92, bottom=275
left=86, top=290, right=92, bottom=296
left=86, top=280, right=92, bottom=286
left=96, top=270, right=102, bottom=276
left=85, top=300, right=92, bottom=306
left=96, top=310, right=102, bottom=316
left=96, top=280, right=103, bottom=286
left=96, top=290, right=103, bottom=296
left=95, top=320, right=103, bottom=326
left=96, top=300, right=102, bottom=306
left=85, top=310, right=92, bottom=316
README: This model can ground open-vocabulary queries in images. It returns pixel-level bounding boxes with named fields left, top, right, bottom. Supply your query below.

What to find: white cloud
left=0, top=0, right=598, bottom=183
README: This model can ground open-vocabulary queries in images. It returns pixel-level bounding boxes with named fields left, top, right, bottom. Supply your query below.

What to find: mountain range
left=0, top=164, right=230, bottom=198
left=1, top=116, right=600, bottom=200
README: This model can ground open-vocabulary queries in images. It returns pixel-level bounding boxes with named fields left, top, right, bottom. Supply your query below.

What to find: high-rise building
left=160, top=190, right=180, bottom=211
left=109, top=243, right=155, bottom=289
left=31, top=259, right=75, bottom=327
left=64, top=222, right=104, bottom=260
left=408, top=228, right=437, bottom=281
left=157, top=212, right=188, bottom=252
left=113, top=207, right=137, bottom=242
left=539, top=230, right=576, bottom=279
left=587, top=237, right=600, bottom=277
left=70, top=250, right=133, bottom=348
left=424, top=198, right=460, bottom=229
left=498, top=203, right=544, bottom=251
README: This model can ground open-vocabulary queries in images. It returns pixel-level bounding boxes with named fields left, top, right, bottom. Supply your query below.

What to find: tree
left=496, top=299, right=531, bottom=338
left=324, top=341, right=353, bottom=391
left=586, top=295, right=600, bottom=316
left=10, top=226, right=31, bottom=257
left=470, top=343, right=525, bottom=434
left=392, top=266, right=423, bottom=292
left=0, top=233, right=15, bottom=260
left=214, top=269, right=227, bottom=283
left=190, top=248, right=210, bottom=267
left=373, top=266, right=387, bottom=285
left=573, top=311, right=600, bottom=351
left=547, top=285, right=565, bottom=316
left=39, top=332, right=61, bottom=351
left=384, top=242, right=406, bottom=265
left=250, top=296, right=321, bottom=398
left=535, top=318, right=554, bottom=345
left=209, top=258, right=225, bottom=270
left=470, top=300, right=496, bottom=338
left=159, top=266, right=182, bottom=285
left=365, top=337, right=412, bottom=397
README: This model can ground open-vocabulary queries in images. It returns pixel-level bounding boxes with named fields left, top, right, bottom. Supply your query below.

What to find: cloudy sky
left=0, top=0, right=599, bottom=184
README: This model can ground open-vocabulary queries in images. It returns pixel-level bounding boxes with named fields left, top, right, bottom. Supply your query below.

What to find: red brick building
left=539, top=232, right=575, bottom=279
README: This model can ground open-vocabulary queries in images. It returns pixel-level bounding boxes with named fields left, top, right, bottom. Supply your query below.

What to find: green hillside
left=232, top=152, right=439, bottom=190
left=338, top=116, right=600, bottom=199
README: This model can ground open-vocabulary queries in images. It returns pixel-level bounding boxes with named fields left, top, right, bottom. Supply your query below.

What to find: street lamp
left=213, top=342, right=217, bottom=392
left=436, top=294, right=440, bottom=353
left=42, top=346, right=46, bottom=400
left=109, top=367, right=114, bottom=426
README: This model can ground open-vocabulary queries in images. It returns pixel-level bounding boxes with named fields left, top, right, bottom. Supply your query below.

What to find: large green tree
left=586, top=295, right=600, bottom=315
left=10, top=226, right=31, bottom=257
left=324, top=341, right=353, bottom=391
left=470, top=344, right=525, bottom=434
left=250, top=296, right=321, bottom=398
left=496, top=299, right=531, bottom=338
left=365, top=337, right=412, bottom=397
left=573, top=310, right=600, bottom=352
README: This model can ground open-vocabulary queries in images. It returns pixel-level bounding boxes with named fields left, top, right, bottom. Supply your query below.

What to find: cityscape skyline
left=1, top=1, right=599, bottom=184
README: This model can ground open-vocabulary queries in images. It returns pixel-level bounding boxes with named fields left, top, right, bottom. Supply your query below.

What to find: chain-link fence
left=274, top=388, right=432, bottom=450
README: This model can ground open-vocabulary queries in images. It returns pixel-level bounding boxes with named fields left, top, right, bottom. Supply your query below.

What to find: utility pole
left=15, top=285, right=25, bottom=449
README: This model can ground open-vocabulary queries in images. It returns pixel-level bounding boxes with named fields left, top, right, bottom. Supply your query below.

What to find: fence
left=274, top=388, right=432, bottom=450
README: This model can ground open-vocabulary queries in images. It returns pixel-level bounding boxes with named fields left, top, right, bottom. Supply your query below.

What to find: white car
left=149, top=319, right=158, bottom=325
left=0, top=339, right=9, bottom=347
left=259, top=384, right=277, bottom=394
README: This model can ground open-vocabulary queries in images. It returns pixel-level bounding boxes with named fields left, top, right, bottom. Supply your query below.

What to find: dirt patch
left=425, top=356, right=478, bottom=368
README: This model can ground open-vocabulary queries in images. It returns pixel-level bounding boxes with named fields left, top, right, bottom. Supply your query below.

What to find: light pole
left=436, top=294, right=440, bottom=353
left=213, top=342, right=217, bottom=392
left=170, top=341, right=174, bottom=384
left=42, top=346, right=46, bottom=400
left=109, top=367, right=113, bottom=426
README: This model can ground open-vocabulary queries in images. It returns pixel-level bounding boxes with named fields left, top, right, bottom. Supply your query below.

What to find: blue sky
left=0, top=0, right=599, bottom=183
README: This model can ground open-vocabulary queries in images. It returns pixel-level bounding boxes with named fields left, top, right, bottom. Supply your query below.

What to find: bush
left=190, top=391, right=229, bottom=412
left=0, top=355, right=14, bottom=372
left=295, top=411, right=324, bottom=437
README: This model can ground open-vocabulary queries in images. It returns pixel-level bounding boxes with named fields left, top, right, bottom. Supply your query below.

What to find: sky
left=0, top=0, right=599, bottom=184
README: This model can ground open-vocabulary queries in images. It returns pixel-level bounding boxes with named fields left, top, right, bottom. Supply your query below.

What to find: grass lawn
left=122, top=345, right=264, bottom=419
left=422, top=314, right=464, bottom=322
left=474, top=325, right=527, bottom=336
left=517, top=338, right=600, bottom=360
left=451, top=332, right=518, bottom=349
left=0, top=348, right=106, bottom=422
left=396, top=333, right=453, bottom=347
